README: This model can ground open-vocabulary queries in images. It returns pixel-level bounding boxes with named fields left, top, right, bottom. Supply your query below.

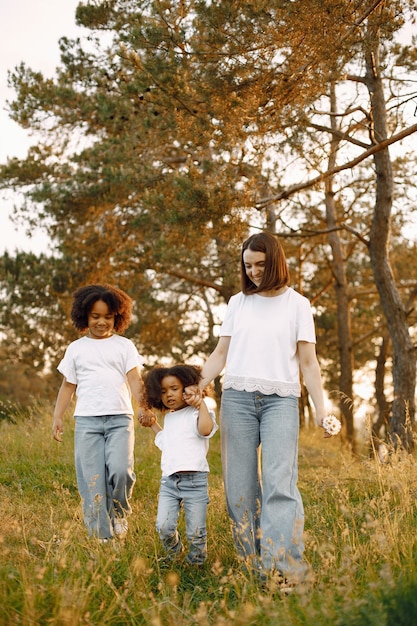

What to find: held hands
left=183, top=385, right=202, bottom=409
left=138, top=407, right=157, bottom=427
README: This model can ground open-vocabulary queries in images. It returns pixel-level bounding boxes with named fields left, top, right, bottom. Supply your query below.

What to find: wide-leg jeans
left=156, top=471, right=209, bottom=565
left=220, top=389, right=304, bottom=576
left=74, top=414, right=136, bottom=539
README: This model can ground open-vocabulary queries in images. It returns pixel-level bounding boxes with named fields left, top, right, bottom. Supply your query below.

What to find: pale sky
left=0, top=0, right=81, bottom=253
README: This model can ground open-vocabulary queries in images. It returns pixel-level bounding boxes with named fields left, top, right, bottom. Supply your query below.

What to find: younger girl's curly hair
left=71, top=284, right=133, bottom=333
left=144, top=364, right=202, bottom=411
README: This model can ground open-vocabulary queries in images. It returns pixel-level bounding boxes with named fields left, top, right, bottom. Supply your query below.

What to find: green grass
left=1, top=404, right=417, bottom=625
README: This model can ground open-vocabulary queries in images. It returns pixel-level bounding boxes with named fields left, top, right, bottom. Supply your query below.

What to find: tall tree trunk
left=325, top=81, right=355, bottom=451
left=364, top=23, right=415, bottom=450
left=372, top=332, right=391, bottom=451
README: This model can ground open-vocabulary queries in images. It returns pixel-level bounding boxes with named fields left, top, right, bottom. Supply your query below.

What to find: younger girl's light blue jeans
left=74, top=414, right=136, bottom=539
left=156, top=471, right=209, bottom=565
left=220, top=389, right=304, bottom=578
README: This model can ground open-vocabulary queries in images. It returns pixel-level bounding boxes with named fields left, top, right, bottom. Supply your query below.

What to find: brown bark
left=364, top=22, right=416, bottom=450
left=372, top=333, right=391, bottom=444
left=325, top=82, right=355, bottom=450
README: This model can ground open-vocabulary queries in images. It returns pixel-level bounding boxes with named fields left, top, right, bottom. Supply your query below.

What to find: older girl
left=52, top=284, right=154, bottom=541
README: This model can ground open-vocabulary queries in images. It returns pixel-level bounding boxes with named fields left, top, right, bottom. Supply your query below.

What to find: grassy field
left=1, top=402, right=417, bottom=625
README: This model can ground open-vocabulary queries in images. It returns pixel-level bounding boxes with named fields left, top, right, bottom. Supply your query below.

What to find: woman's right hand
left=183, top=386, right=202, bottom=409
left=183, top=385, right=202, bottom=407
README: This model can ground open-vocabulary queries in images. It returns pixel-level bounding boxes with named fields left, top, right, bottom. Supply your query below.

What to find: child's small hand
left=138, top=408, right=157, bottom=427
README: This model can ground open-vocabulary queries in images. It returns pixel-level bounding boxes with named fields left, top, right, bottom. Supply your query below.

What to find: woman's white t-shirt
left=220, top=288, right=316, bottom=397
left=58, top=334, right=144, bottom=416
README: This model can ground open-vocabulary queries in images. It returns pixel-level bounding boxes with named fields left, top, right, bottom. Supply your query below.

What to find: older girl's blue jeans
left=74, top=414, right=136, bottom=539
left=220, top=389, right=304, bottom=577
left=156, top=471, right=209, bottom=565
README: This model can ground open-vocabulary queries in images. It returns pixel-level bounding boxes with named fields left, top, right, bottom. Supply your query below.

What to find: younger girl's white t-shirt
left=58, top=334, right=144, bottom=416
left=155, top=405, right=218, bottom=476
left=220, top=288, right=316, bottom=397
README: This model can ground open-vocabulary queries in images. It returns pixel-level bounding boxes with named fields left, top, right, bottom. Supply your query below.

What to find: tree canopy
left=1, top=0, right=417, bottom=448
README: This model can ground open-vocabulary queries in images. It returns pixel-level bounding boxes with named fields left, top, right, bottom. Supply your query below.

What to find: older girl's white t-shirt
left=58, top=334, right=144, bottom=416
left=220, top=288, right=316, bottom=397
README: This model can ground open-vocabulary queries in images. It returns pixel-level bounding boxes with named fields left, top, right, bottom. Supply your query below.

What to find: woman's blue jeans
left=74, top=414, right=136, bottom=539
left=220, top=389, right=304, bottom=576
left=156, top=471, right=209, bottom=565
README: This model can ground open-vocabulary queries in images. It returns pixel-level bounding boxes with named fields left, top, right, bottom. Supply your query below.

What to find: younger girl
left=140, top=364, right=218, bottom=566
left=52, top=284, right=154, bottom=541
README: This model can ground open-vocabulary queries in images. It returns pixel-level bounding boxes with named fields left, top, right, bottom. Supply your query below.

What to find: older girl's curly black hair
left=71, top=284, right=133, bottom=333
left=144, top=364, right=202, bottom=411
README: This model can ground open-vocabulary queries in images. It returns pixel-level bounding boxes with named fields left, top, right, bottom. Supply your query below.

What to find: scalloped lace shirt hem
left=223, top=375, right=300, bottom=397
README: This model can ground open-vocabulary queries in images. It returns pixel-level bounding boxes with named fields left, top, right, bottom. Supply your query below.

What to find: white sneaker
left=113, top=518, right=128, bottom=537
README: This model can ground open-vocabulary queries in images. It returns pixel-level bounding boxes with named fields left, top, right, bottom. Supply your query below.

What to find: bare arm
left=185, top=392, right=216, bottom=437
left=298, top=341, right=329, bottom=436
left=196, top=401, right=216, bottom=436
left=183, top=336, right=230, bottom=404
left=149, top=420, right=163, bottom=435
left=127, top=367, right=157, bottom=424
left=52, top=378, right=77, bottom=442
left=200, top=336, right=231, bottom=389
left=126, top=366, right=147, bottom=406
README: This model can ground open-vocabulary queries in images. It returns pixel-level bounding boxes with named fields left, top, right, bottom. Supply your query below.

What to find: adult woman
left=186, top=231, right=330, bottom=583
